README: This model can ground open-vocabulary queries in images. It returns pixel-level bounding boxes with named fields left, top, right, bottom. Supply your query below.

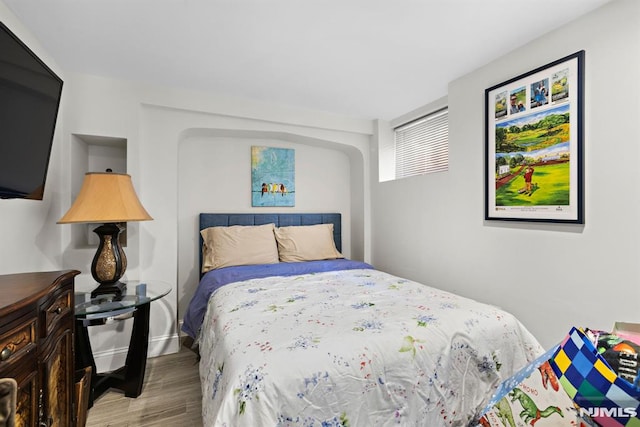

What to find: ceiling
left=4, top=0, right=611, bottom=121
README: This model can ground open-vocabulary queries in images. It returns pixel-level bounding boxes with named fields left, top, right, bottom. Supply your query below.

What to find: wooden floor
left=85, top=346, right=203, bottom=427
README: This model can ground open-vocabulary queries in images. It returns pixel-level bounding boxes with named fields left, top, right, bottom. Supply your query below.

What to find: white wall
left=59, top=73, right=372, bottom=368
left=177, top=136, right=353, bottom=319
left=0, top=3, right=66, bottom=274
left=371, top=0, right=640, bottom=349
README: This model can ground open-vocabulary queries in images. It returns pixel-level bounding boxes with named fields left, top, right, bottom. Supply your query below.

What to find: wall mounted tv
left=0, top=21, right=63, bottom=200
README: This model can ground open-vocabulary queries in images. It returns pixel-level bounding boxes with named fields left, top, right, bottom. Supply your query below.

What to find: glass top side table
left=74, top=280, right=171, bottom=407
left=75, top=280, right=171, bottom=318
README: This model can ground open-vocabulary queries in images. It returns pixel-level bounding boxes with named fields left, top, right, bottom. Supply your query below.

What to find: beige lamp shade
left=58, top=172, right=153, bottom=224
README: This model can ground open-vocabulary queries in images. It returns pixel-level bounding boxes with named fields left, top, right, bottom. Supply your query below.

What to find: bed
left=182, top=213, right=543, bottom=427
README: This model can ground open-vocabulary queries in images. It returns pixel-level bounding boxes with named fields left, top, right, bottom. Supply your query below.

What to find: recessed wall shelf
left=70, top=134, right=127, bottom=249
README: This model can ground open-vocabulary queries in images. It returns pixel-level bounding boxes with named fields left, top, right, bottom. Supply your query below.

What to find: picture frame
left=251, top=146, right=295, bottom=207
left=484, top=51, right=584, bottom=224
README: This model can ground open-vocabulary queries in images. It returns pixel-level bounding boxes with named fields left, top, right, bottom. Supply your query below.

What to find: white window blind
left=394, top=107, right=448, bottom=179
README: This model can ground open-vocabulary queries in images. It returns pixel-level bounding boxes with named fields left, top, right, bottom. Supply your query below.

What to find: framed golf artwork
left=484, top=51, right=584, bottom=224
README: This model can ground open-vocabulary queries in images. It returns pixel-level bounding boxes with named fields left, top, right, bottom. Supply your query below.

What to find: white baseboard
left=178, top=319, right=186, bottom=336
left=93, top=333, right=181, bottom=374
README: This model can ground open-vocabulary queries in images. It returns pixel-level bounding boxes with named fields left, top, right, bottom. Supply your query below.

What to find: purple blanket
left=181, top=259, right=373, bottom=338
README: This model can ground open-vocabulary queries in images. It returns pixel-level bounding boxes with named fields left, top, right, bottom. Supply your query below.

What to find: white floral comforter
left=199, top=268, right=542, bottom=426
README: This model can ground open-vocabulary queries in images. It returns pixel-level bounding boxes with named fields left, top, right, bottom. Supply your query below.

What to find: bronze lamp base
left=90, top=223, right=128, bottom=299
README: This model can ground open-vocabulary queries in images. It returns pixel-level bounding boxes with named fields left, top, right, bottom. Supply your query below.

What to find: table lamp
left=58, top=171, right=152, bottom=298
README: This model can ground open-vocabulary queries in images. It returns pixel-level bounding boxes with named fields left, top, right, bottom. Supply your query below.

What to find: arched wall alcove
left=136, top=104, right=371, bottom=331
left=176, top=128, right=367, bottom=320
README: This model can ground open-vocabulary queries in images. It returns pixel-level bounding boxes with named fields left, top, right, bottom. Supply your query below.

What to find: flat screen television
left=0, top=21, right=63, bottom=200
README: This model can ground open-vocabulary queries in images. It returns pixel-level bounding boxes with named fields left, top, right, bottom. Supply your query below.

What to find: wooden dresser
left=0, top=270, right=80, bottom=427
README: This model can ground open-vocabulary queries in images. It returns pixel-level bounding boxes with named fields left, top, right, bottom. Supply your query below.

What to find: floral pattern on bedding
left=199, top=269, right=543, bottom=427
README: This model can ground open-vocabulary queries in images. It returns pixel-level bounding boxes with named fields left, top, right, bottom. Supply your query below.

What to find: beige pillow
left=200, top=223, right=279, bottom=272
left=275, top=224, right=343, bottom=262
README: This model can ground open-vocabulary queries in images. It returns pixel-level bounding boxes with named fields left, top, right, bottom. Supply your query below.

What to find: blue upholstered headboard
left=199, top=213, right=342, bottom=272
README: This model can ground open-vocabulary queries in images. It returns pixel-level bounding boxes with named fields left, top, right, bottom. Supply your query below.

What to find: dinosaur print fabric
left=478, top=344, right=590, bottom=427
left=198, top=267, right=543, bottom=426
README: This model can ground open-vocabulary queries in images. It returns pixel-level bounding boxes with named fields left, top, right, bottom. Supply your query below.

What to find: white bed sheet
left=199, top=268, right=542, bottom=426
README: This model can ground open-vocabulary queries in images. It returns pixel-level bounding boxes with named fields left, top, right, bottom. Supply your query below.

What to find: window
left=394, top=107, right=448, bottom=179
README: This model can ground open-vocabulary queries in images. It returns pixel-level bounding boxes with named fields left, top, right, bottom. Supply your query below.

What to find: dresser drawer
left=0, top=270, right=79, bottom=427
left=0, top=318, right=37, bottom=369
left=41, top=288, right=72, bottom=338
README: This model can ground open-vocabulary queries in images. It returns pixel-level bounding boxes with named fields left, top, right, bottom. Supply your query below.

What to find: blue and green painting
left=251, top=146, right=295, bottom=207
